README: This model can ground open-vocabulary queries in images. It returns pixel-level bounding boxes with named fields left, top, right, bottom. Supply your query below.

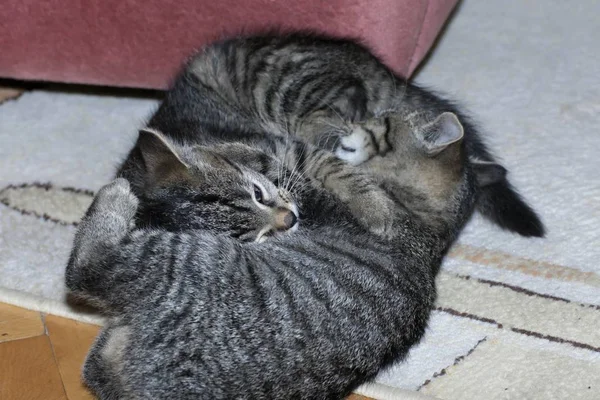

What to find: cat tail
left=460, top=117, right=545, bottom=238
left=474, top=165, right=545, bottom=237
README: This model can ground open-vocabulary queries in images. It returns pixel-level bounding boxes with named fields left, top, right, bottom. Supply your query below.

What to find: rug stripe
left=436, top=272, right=600, bottom=350
left=448, top=244, right=600, bottom=287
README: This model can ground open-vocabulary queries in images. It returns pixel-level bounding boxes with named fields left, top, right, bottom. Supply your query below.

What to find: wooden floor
left=0, top=302, right=372, bottom=399
left=0, top=302, right=99, bottom=399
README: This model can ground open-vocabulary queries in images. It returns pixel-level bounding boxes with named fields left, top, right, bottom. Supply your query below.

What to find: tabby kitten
left=123, top=121, right=398, bottom=239
left=67, top=110, right=477, bottom=399
left=139, top=33, right=544, bottom=237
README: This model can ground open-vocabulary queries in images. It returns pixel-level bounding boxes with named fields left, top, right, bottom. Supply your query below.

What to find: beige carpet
left=0, top=1, right=599, bottom=399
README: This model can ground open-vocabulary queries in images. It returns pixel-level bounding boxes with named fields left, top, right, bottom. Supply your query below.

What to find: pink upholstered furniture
left=0, top=0, right=458, bottom=89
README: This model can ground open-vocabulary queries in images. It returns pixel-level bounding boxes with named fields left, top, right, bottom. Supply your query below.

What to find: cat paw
left=334, top=127, right=372, bottom=166
left=350, top=192, right=397, bottom=239
left=92, top=178, right=139, bottom=222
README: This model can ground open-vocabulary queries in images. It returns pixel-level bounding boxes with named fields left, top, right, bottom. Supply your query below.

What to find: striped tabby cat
left=67, top=33, right=521, bottom=399
left=67, top=107, right=477, bottom=398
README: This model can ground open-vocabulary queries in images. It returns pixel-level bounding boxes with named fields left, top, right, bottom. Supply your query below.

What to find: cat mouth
left=255, top=215, right=299, bottom=243
left=256, top=229, right=273, bottom=244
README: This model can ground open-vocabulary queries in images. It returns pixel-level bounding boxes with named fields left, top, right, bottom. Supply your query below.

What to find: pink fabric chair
left=0, top=0, right=458, bottom=89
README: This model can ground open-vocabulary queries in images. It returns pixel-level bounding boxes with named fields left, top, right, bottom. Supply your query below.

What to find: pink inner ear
left=417, top=113, right=464, bottom=156
left=432, top=113, right=464, bottom=146
left=138, top=129, right=189, bottom=180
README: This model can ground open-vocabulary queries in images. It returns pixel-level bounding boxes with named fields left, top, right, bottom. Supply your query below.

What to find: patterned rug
left=1, top=1, right=598, bottom=399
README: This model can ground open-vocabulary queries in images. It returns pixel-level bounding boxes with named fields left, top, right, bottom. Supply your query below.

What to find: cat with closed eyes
left=67, top=108, right=482, bottom=399
left=64, top=32, right=536, bottom=398
left=133, top=33, right=544, bottom=238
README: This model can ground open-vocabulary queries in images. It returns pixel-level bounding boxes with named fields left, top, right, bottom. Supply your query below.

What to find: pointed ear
left=418, top=112, right=464, bottom=156
left=471, top=159, right=507, bottom=187
left=137, top=128, right=191, bottom=185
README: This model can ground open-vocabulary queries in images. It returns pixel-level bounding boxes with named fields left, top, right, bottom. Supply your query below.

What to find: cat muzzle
left=274, top=209, right=298, bottom=231
left=255, top=209, right=299, bottom=243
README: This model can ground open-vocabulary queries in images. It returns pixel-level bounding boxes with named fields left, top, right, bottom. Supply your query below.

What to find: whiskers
left=275, top=127, right=309, bottom=204
left=315, top=126, right=346, bottom=153
left=274, top=101, right=356, bottom=213
left=325, top=103, right=351, bottom=128
left=283, top=141, right=309, bottom=195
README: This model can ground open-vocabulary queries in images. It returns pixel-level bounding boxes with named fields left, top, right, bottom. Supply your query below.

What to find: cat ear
left=417, top=112, right=464, bottom=156
left=471, top=159, right=507, bottom=187
left=137, top=128, right=191, bottom=185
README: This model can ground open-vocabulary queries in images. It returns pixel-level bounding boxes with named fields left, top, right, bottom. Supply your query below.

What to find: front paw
left=91, top=178, right=139, bottom=222
left=349, top=192, right=396, bottom=239
left=334, top=127, right=372, bottom=166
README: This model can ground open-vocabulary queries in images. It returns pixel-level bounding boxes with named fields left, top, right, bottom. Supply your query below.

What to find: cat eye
left=253, top=184, right=264, bottom=204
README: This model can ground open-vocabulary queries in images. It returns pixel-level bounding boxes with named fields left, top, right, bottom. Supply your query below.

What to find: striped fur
left=68, top=34, right=489, bottom=399
left=121, top=126, right=398, bottom=240
left=141, top=33, right=543, bottom=237
left=68, top=143, right=475, bottom=398
left=69, top=119, right=476, bottom=398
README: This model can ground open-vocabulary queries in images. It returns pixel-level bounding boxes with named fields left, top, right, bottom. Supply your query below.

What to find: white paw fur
left=334, top=127, right=372, bottom=166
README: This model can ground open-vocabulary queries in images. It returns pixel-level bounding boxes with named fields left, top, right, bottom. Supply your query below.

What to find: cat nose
left=274, top=209, right=297, bottom=231
left=284, top=211, right=297, bottom=228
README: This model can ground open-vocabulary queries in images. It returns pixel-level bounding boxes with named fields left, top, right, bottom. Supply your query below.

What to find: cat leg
left=283, top=140, right=397, bottom=238
left=83, top=322, right=134, bottom=400
left=294, top=110, right=350, bottom=153
left=334, top=116, right=393, bottom=166
left=333, top=125, right=376, bottom=166
left=65, top=178, right=139, bottom=307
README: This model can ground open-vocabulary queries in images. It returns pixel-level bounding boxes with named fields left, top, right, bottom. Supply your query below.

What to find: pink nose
left=283, top=211, right=297, bottom=228
left=274, top=209, right=297, bottom=231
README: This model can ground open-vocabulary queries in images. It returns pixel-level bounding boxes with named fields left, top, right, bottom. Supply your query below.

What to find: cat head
left=354, top=111, right=544, bottom=238
left=132, top=129, right=298, bottom=242
left=357, top=112, right=503, bottom=233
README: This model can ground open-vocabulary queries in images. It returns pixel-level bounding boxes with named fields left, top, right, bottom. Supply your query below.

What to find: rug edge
left=355, top=382, right=442, bottom=400
left=0, top=286, right=104, bottom=325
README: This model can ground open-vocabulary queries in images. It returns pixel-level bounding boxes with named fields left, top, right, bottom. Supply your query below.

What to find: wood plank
left=45, top=315, right=100, bottom=400
left=0, top=302, right=44, bottom=343
left=0, top=335, right=67, bottom=400
left=0, top=87, right=24, bottom=103
left=348, top=394, right=375, bottom=400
